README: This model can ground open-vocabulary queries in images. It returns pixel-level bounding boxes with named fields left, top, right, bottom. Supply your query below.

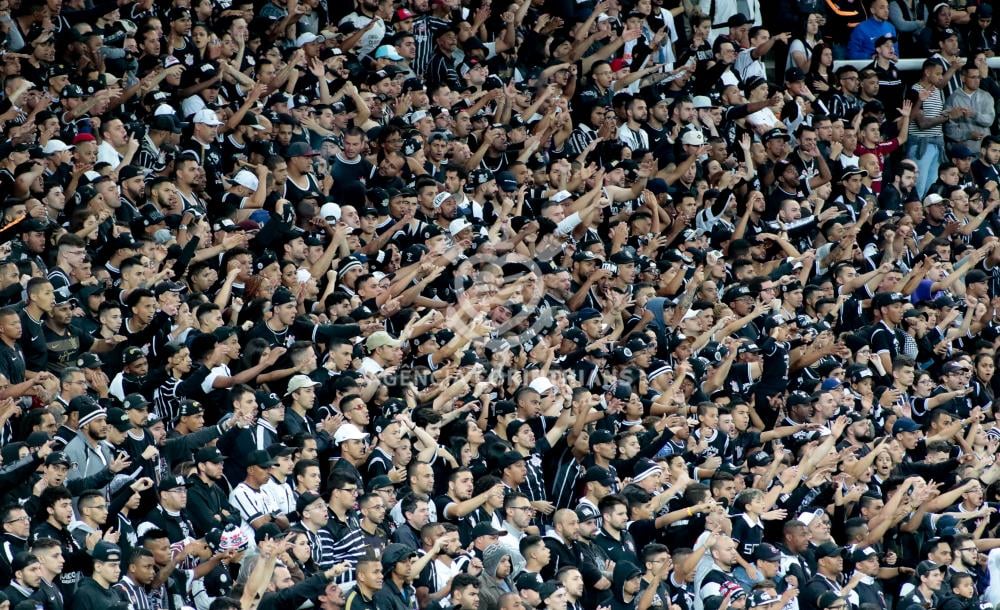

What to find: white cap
left=681, top=129, right=706, bottom=146
left=529, top=376, right=555, bottom=395
left=432, top=192, right=454, bottom=209
left=83, top=170, right=101, bottom=182
left=334, top=423, right=369, bottom=445
left=449, top=218, right=473, bottom=236
left=797, top=511, right=819, bottom=527
left=596, top=12, right=611, bottom=21
left=295, top=32, right=325, bottom=47
left=154, top=103, right=177, bottom=116
left=681, top=309, right=699, bottom=321
left=319, top=202, right=341, bottom=222
left=374, top=44, right=404, bottom=61
left=923, top=193, right=946, bottom=207
left=42, top=139, right=72, bottom=155
left=550, top=190, right=572, bottom=203
left=691, top=95, right=715, bottom=109
left=366, top=330, right=402, bottom=350
left=285, top=374, right=319, bottom=396
left=409, top=110, right=430, bottom=124
left=232, top=169, right=259, bottom=192
left=193, top=108, right=223, bottom=126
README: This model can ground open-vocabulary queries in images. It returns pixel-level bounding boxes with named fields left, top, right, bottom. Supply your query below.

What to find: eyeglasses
left=337, top=487, right=359, bottom=494
left=3, top=516, right=29, bottom=524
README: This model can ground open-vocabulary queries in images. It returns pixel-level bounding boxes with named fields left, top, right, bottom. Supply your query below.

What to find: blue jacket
left=847, top=18, right=898, bottom=59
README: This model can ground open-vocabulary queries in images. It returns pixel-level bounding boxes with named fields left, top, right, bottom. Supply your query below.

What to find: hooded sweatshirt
left=480, top=543, right=515, bottom=610
left=610, top=561, right=643, bottom=610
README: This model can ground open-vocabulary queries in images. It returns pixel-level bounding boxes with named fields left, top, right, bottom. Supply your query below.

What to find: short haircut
left=128, top=547, right=155, bottom=566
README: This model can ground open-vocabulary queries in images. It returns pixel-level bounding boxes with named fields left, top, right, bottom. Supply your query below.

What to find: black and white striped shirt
left=154, top=376, right=183, bottom=426
left=114, top=575, right=153, bottom=610
left=410, top=15, right=451, bottom=78
left=567, top=125, right=598, bottom=158
left=325, top=511, right=367, bottom=585
left=294, top=525, right=340, bottom=569
left=230, top=482, right=277, bottom=546
left=548, top=444, right=584, bottom=511
left=909, top=83, right=945, bottom=139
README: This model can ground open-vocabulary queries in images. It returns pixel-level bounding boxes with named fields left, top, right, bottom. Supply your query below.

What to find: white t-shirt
left=97, top=141, right=122, bottom=166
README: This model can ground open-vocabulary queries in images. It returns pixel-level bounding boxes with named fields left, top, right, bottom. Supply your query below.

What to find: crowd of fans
left=0, top=1, right=999, bottom=610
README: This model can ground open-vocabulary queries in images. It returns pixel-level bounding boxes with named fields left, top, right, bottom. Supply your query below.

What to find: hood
left=483, top=543, right=511, bottom=578
left=612, top=561, right=642, bottom=601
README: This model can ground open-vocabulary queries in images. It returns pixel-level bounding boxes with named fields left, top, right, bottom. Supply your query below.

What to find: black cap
left=874, top=33, right=895, bottom=47
left=90, top=542, right=121, bottom=562
left=159, top=475, right=191, bottom=491
left=266, top=443, right=296, bottom=459
left=106, top=407, right=133, bottom=432
left=516, top=573, right=544, bottom=592
left=753, top=543, right=781, bottom=562
left=122, top=346, right=145, bottom=365
left=814, top=541, right=843, bottom=558
left=785, top=67, right=806, bottom=82
left=195, top=447, right=225, bottom=463
left=582, top=466, right=615, bottom=486
left=367, top=475, right=394, bottom=492
left=470, top=523, right=505, bottom=538
left=840, top=165, right=869, bottom=181
left=68, top=394, right=98, bottom=414
left=44, top=451, right=72, bottom=467
left=748, top=451, right=773, bottom=468
left=178, top=400, right=203, bottom=417
left=255, top=390, right=282, bottom=411
left=296, top=491, right=324, bottom=514
left=247, top=449, right=276, bottom=469
left=382, top=543, right=418, bottom=567
left=589, top=429, right=614, bottom=447
left=497, top=451, right=526, bottom=469
left=123, top=394, right=149, bottom=410
left=871, top=291, right=907, bottom=308
left=967, top=269, right=989, bottom=285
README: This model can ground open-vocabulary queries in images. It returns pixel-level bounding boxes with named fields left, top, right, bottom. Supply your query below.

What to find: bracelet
left=687, top=508, right=693, bottom=517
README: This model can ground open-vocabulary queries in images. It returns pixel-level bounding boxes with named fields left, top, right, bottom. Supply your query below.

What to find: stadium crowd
left=2, top=1, right=1000, bottom=610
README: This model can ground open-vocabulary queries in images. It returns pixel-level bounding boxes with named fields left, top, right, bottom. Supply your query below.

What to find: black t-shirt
left=246, top=320, right=292, bottom=349
left=730, top=513, right=764, bottom=561
left=330, top=155, right=373, bottom=200
left=0, top=341, right=26, bottom=384
left=43, top=324, right=94, bottom=374
left=18, top=310, right=48, bottom=372
left=433, top=494, right=477, bottom=544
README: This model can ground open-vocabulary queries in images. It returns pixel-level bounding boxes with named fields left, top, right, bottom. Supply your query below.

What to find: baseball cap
left=366, top=331, right=402, bottom=350
left=195, top=447, right=226, bottom=463
left=814, top=541, right=843, bottom=558
left=91, top=542, right=121, bottom=563
left=246, top=450, right=276, bottom=469
left=286, top=374, right=319, bottom=396
left=334, top=423, right=369, bottom=445
left=892, top=417, right=921, bottom=434
left=193, top=108, right=223, bottom=126
left=753, top=543, right=780, bottom=562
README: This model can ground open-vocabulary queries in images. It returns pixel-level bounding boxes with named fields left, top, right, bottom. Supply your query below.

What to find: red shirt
left=855, top=138, right=900, bottom=193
